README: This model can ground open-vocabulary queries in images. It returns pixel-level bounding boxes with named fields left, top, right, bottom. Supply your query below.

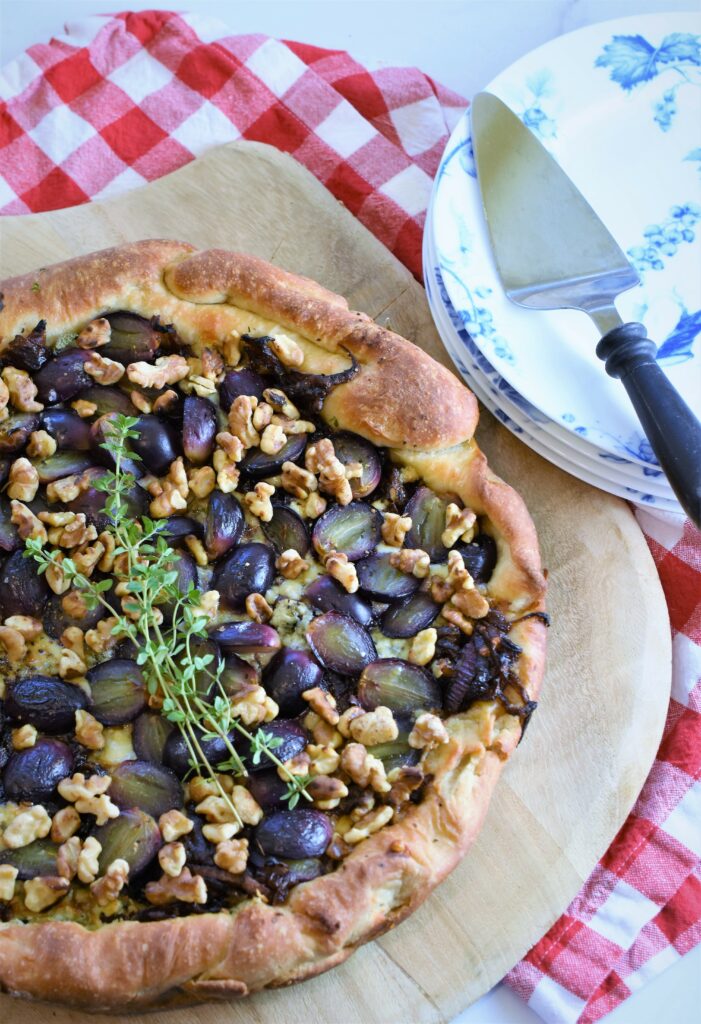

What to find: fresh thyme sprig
left=25, top=413, right=311, bottom=818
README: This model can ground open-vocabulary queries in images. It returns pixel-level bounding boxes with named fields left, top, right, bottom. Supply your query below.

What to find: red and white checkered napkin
left=0, top=11, right=699, bottom=1022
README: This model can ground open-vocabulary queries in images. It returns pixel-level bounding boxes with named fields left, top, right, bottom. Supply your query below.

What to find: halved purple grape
left=5, top=676, right=87, bottom=733
left=381, top=589, right=440, bottom=638
left=213, top=542, right=276, bottom=611
left=95, top=807, right=162, bottom=876
left=218, top=653, right=261, bottom=695
left=87, top=659, right=147, bottom=725
left=0, top=839, right=58, bottom=880
left=306, top=611, right=376, bottom=676
left=157, top=551, right=198, bottom=619
left=182, top=396, right=218, bottom=464
left=164, top=728, right=234, bottom=778
left=262, top=504, right=310, bottom=556
left=67, top=467, right=147, bottom=530
left=43, top=589, right=108, bottom=640
left=205, top=491, right=244, bottom=561
left=34, top=450, right=93, bottom=484
left=0, top=458, right=10, bottom=486
left=154, top=515, right=204, bottom=542
left=240, top=433, right=307, bottom=479
left=247, top=769, right=289, bottom=810
left=368, top=735, right=420, bottom=773
left=182, top=811, right=213, bottom=866
left=4, top=321, right=49, bottom=371
left=312, top=501, right=382, bottom=562
left=130, top=415, right=180, bottom=475
left=246, top=720, right=309, bottom=773
left=101, top=311, right=164, bottom=364
left=209, top=620, right=281, bottom=656
left=356, top=551, right=420, bottom=601
left=35, top=350, right=92, bottom=404
left=405, top=486, right=448, bottom=562
left=109, top=760, right=183, bottom=818
left=90, top=414, right=144, bottom=479
left=133, top=712, right=175, bottom=763
left=330, top=432, right=382, bottom=499
left=263, top=649, right=322, bottom=716
left=0, top=412, right=41, bottom=454
left=0, top=499, right=20, bottom=552
left=219, top=368, right=267, bottom=411
left=254, top=809, right=332, bottom=859
left=304, top=575, right=374, bottom=627
left=40, top=407, right=92, bottom=450
left=455, top=533, right=497, bottom=584
left=358, top=659, right=442, bottom=713
left=3, top=739, right=74, bottom=804
left=0, top=550, right=49, bottom=619
left=75, top=385, right=134, bottom=418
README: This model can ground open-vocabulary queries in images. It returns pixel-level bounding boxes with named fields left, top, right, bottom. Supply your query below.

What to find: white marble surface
left=1, top=2, right=700, bottom=1021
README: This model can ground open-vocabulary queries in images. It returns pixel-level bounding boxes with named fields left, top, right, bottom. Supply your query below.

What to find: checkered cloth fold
left=0, top=12, right=699, bottom=1022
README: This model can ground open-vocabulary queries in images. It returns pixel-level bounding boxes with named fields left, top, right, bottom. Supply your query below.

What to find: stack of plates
left=424, top=12, right=700, bottom=515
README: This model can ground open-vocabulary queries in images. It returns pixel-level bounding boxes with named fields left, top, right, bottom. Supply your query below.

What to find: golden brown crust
left=0, top=241, right=547, bottom=1011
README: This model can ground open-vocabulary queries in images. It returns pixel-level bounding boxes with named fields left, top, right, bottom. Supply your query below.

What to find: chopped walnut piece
left=441, top=606, right=474, bottom=635
left=381, top=512, right=412, bottom=547
left=214, top=837, right=249, bottom=875
left=227, top=395, right=260, bottom=449
left=50, top=512, right=97, bottom=549
left=230, top=684, right=278, bottom=726
left=246, top=592, right=273, bottom=623
left=185, top=534, right=209, bottom=567
left=430, top=549, right=471, bottom=603
left=58, top=647, right=87, bottom=680
left=187, top=773, right=233, bottom=803
left=304, top=711, right=344, bottom=748
left=387, top=765, right=425, bottom=805
left=449, top=585, right=490, bottom=620
left=251, top=401, right=273, bottom=431
left=276, top=548, right=308, bottom=579
left=77, top=836, right=102, bottom=883
left=302, top=492, right=327, bottom=519
left=75, top=793, right=120, bottom=826
left=4, top=614, right=42, bottom=640
left=281, top=461, right=317, bottom=499
left=349, top=706, right=399, bottom=746
left=340, top=743, right=390, bottom=793
left=127, top=354, right=189, bottom=389
left=8, top=458, right=39, bottom=502
left=56, top=836, right=79, bottom=879
left=308, top=775, right=348, bottom=810
left=145, top=867, right=207, bottom=906
left=216, top=430, right=245, bottom=463
left=85, top=616, right=121, bottom=654
left=75, top=709, right=105, bottom=750
left=84, top=351, right=125, bottom=385
left=76, top=317, right=111, bottom=349
left=2, top=366, right=43, bottom=412
left=202, top=822, right=239, bottom=844
left=442, top=503, right=477, bottom=547
left=24, top=876, right=70, bottom=912
left=130, top=389, right=151, bottom=414
left=212, top=451, right=240, bottom=494
left=278, top=751, right=310, bottom=779
left=51, top=806, right=81, bottom=844
left=305, top=438, right=352, bottom=505
left=344, top=805, right=394, bottom=845
left=408, top=627, right=437, bottom=666
left=188, top=465, right=216, bottom=498
left=0, top=377, right=8, bottom=417
left=11, top=724, right=37, bottom=749
left=0, top=625, right=27, bottom=666
left=270, top=333, right=304, bottom=367
left=58, top=772, right=112, bottom=803
left=409, top=711, right=450, bottom=750
left=191, top=589, right=220, bottom=622
left=148, top=457, right=189, bottom=518
left=73, top=539, right=105, bottom=578
left=231, top=785, right=264, bottom=825
left=71, top=399, right=97, bottom=418
left=91, top=858, right=129, bottom=906
left=3, top=804, right=52, bottom=848
left=259, top=423, right=287, bottom=455
left=158, top=842, right=186, bottom=878
left=244, top=481, right=275, bottom=522
left=302, top=686, right=339, bottom=726
left=263, top=387, right=299, bottom=419
left=153, top=389, right=179, bottom=415
left=10, top=499, right=46, bottom=542
left=336, top=705, right=366, bottom=738
left=307, top=743, right=341, bottom=776
left=325, top=551, right=359, bottom=593
left=196, top=795, right=238, bottom=825
left=0, top=864, right=19, bottom=901
left=97, top=530, right=116, bottom=572
left=47, top=473, right=83, bottom=503
left=27, top=429, right=57, bottom=459
left=389, top=547, right=430, bottom=579
left=158, top=809, right=194, bottom=843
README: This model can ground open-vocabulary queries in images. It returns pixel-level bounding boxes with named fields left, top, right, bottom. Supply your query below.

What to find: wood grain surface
left=0, top=141, right=671, bottom=1024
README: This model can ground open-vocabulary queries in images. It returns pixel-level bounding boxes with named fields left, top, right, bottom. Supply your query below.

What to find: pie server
left=470, top=91, right=701, bottom=527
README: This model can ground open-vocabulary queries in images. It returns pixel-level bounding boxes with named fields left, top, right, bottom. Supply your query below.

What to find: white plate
left=424, top=212, right=677, bottom=501
left=432, top=12, right=701, bottom=469
left=423, top=224, right=684, bottom=513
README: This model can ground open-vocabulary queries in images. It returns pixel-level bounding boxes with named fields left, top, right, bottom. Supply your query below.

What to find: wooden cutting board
left=0, top=142, right=671, bottom=1024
